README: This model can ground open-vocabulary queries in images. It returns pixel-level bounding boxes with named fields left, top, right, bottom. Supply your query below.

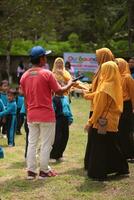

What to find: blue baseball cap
left=30, top=46, right=52, bottom=59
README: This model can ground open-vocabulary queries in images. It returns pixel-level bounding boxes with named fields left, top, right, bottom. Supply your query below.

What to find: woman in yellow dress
left=116, top=58, right=134, bottom=160
left=84, top=61, right=129, bottom=181
left=84, top=48, right=115, bottom=170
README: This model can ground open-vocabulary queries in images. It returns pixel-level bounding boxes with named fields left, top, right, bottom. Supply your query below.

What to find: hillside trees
left=0, top=0, right=134, bottom=79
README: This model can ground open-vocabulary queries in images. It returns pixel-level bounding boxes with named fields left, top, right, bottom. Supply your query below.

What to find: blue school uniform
left=20, top=102, right=26, bottom=114
left=0, top=93, right=8, bottom=108
left=0, top=100, right=17, bottom=146
left=53, top=96, right=73, bottom=125
left=0, top=99, right=4, bottom=126
left=0, top=99, right=4, bottom=112
left=16, top=95, right=24, bottom=109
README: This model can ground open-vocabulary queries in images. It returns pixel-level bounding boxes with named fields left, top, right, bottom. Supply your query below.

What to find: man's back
left=20, top=68, right=60, bottom=122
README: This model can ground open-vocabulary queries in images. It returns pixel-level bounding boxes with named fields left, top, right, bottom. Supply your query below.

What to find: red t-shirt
left=20, top=67, right=61, bottom=122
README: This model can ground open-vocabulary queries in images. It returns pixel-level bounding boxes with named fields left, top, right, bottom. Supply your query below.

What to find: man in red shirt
left=20, top=46, right=74, bottom=180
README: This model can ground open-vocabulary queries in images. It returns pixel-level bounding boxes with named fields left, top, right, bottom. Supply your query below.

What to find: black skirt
left=118, top=100, right=134, bottom=159
left=86, top=128, right=129, bottom=179
left=50, top=116, right=69, bottom=159
left=84, top=111, right=93, bottom=170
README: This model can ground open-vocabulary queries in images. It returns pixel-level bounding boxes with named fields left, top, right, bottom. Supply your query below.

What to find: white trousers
left=27, top=122, right=55, bottom=173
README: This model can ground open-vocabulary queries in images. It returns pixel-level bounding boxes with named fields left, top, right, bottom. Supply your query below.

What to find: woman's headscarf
left=52, top=57, right=71, bottom=82
left=94, top=61, right=123, bottom=112
left=115, top=58, right=130, bottom=76
left=92, top=48, right=115, bottom=92
left=115, top=58, right=134, bottom=101
left=96, top=48, right=115, bottom=66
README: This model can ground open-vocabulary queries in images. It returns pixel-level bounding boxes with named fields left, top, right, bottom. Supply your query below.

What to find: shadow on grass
left=77, top=177, right=107, bottom=193
left=59, top=167, right=85, bottom=177
left=59, top=167, right=107, bottom=193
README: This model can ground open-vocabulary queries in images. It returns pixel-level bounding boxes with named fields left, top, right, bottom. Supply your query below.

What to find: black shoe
left=27, top=171, right=37, bottom=180
left=16, top=131, right=22, bottom=135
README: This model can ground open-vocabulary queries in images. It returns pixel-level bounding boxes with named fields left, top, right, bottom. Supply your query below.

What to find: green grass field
left=0, top=98, right=134, bottom=200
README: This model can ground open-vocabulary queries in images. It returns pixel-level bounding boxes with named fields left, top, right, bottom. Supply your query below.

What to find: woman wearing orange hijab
left=84, top=48, right=115, bottom=170
left=52, top=57, right=72, bottom=84
left=84, top=47, right=115, bottom=99
left=52, top=57, right=72, bottom=98
left=84, top=61, right=129, bottom=181
left=116, top=58, right=134, bottom=160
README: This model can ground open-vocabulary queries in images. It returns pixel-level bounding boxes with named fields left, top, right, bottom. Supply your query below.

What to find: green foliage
left=11, top=39, right=33, bottom=55
left=0, top=0, right=134, bottom=57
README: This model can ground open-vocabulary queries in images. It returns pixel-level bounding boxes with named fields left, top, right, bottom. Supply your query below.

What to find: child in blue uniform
left=0, top=81, right=9, bottom=108
left=0, top=99, right=5, bottom=123
left=0, top=89, right=17, bottom=147
left=0, top=81, right=9, bottom=138
left=0, top=99, right=5, bottom=137
left=50, top=93, right=73, bottom=161
left=0, top=99, right=5, bottom=158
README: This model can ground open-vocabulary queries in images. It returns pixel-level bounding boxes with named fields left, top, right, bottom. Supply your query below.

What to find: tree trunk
left=6, top=35, right=12, bottom=83
left=128, top=0, right=134, bottom=56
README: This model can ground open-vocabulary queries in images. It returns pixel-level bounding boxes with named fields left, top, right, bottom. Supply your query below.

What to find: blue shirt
left=16, top=95, right=24, bottom=109
left=53, top=96, right=73, bottom=124
left=0, top=99, right=4, bottom=112
left=0, top=93, right=8, bottom=108
left=20, top=103, right=26, bottom=114
left=0, top=100, right=17, bottom=117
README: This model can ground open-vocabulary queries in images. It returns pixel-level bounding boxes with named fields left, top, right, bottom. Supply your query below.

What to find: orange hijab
left=52, top=57, right=71, bottom=82
left=92, top=48, right=115, bottom=92
left=96, top=48, right=115, bottom=66
left=115, top=58, right=130, bottom=76
left=94, top=61, right=123, bottom=112
left=115, top=58, right=133, bottom=101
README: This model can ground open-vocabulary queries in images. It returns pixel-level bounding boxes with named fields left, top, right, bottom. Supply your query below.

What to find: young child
left=0, top=80, right=9, bottom=108
left=0, top=80, right=9, bottom=138
left=0, top=89, right=17, bottom=147
left=50, top=83, right=73, bottom=162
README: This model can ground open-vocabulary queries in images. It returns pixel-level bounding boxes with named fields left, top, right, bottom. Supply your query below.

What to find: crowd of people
left=0, top=45, right=134, bottom=182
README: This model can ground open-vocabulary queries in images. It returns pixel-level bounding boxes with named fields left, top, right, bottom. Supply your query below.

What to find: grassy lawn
left=0, top=98, right=134, bottom=200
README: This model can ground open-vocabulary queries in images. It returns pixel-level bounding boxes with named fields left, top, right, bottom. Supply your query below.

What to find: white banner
left=64, top=52, right=98, bottom=73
